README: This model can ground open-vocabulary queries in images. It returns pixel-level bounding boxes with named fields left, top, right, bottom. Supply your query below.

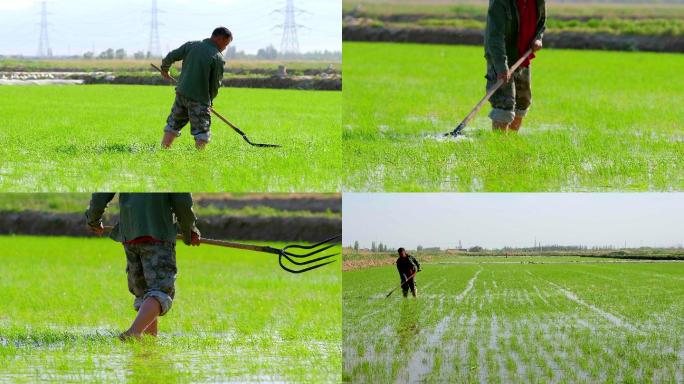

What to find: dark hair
left=397, top=247, right=405, bottom=254
left=212, top=27, right=233, bottom=40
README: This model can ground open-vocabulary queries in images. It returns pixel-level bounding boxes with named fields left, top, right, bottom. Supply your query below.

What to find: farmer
left=158, top=27, right=233, bottom=149
left=485, top=0, right=546, bottom=132
left=396, top=247, right=421, bottom=298
left=85, top=193, right=201, bottom=340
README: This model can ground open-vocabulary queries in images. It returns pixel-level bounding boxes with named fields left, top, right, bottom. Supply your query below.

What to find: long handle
left=456, top=49, right=533, bottom=132
left=386, top=270, right=418, bottom=298
left=173, top=234, right=281, bottom=255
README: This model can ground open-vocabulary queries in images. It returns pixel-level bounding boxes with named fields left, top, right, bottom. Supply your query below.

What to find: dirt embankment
left=0, top=71, right=341, bottom=91
left=0, top=211, right=340, bottom=242
left=84, top=75, right=342, bottom=91
left=343, top=25, right=684, bottom=53
left=195, top=194, right=341, bottom=213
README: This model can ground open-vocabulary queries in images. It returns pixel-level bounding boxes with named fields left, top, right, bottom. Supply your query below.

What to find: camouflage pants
left=486, top=62, right=532, bottom=124
left=401, top=274, right=417, bottom=296
left=163, top=92, right=212, bottom=142
left=124, top=242, right=177, bottom=316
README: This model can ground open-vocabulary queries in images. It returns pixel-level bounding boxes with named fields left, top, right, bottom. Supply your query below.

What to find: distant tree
left=225, top=46, right=237, bottom=59
left=133, top=51, right=145, bottom=60
left=353, top=241, right=359, bottom=252
left=417, top=245, right=423, bottom=251
left=468, top=246, right=483, bottom=252
left=371, top=241, right=377, bottom=252
left=115, top=48, right=126, bottom=60
left=256, top=45, right=278, bottom=60
left=83, top=51, right=94, bottom=60
left=98, top=48, right=114, bottom=60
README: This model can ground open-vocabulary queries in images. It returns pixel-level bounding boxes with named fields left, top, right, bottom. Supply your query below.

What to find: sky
left=0, top=0, right=341, bottom=56
left=342, top=193, right=684, bottom=249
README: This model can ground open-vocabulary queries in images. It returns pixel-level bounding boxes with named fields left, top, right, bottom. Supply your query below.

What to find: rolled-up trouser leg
left=163, top=93, right=189, bottom=137
left=486, top=62, right=515, bottom=125
left=187, top=98, right=212, bottom=143
left=124, top=242, right=177, bottom=316
left=514, top=66, right=532, bottom=118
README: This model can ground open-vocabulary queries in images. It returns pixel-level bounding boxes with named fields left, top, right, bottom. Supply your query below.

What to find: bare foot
left=118, top=331, right=141, bottom=341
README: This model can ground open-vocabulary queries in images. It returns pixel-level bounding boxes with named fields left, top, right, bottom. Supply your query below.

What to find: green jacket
left=484, top=0, right=546, bottom=74
left=160, top=39, right=225, bottom=105
left=85, top=193, right=200, bottom=245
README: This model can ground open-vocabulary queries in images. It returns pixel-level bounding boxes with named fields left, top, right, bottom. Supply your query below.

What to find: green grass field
left=0, top=236, right=341, bottom=383
left=343, top=259, right=684, bottom=383
left=342, top=43, right=683, bottom=191
left=0, top=85, right=341, bottom=192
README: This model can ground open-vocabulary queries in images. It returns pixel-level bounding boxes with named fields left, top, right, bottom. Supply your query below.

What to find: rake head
left=445, top=121, right=466, bottom=137
left=278, top=235, right=341, bottom=274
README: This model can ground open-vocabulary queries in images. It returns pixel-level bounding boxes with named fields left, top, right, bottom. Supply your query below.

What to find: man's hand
left=190, top=231, right=201, bottom=247
left=88, top=222, right=105, bottom=235
left=161, top=70, right=172, bottom=81
left=531, top=39, right=543, bottom=52
left=497, top=70, right=511, bottom=83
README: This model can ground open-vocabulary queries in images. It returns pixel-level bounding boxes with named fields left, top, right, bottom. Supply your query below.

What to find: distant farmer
left=396, top=247, right=421, bottom=298
left=485, top=0, right=546, bottom=132
left=85, top=193, right=201, bottom=340
left=159, top=27, right=233, bottom=149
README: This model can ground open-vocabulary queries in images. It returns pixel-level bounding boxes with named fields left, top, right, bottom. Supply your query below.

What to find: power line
left=148, top=0, right=162, bottom=57
left=275, top=0, right=303, bottom=54
left=37, top=1, right=51, bottom=57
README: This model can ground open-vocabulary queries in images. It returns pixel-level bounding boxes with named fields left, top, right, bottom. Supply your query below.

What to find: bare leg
left=492, top=121, right=508, bottom=132
left=195, top=139, right=208, bottom=150
left=509, top=115, right=523, bottom=132
left=161, top=132, right=177, bottom=148
left=121, top=297, right=161, bottom=340
left=412, top=287, right=417, bottom=298
left=143, top=318, right=158, bottom=337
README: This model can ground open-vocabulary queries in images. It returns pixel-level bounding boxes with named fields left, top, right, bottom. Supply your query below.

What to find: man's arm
left=169, top=193, right=200, bottom=246
left=85, top=193, right=116, bottom=233
left=535, top=1, right=546, bottom=43
left=410, top=255, right=421, bottom=271
left=160, top=42, right=191, bottom=73
left=209, top=57, right=224, bottom=103
left=485, top=1, right=509, bottom=76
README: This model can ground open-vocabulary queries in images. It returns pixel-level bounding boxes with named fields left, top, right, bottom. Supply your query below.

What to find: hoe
left=150, top=63, right=280, bottom=148
left=104, top=226, right=340, bottom=274
left=385, top=270, right=418, bottom=298
left=445, top=49, right=533, bottom=137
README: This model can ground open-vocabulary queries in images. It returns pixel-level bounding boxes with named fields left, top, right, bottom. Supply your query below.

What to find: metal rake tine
left=279, top=255, right=337, bottom=274
left=280, top=252, right=339, bottom=266
left=282, top=242, right=339, bottom=258
left=281, top=235, right=342, bottom=258
left=283, top=235, right=341, bottom=250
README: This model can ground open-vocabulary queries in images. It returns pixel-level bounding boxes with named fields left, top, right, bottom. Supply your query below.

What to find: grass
left=0, top=236, right=341, bottom=383
left=343, top=257, right=684, bottom=382
left=0, top=85, right=341, bottom=192
left=412, top=17, right=684, bottom=37
left=342, top=43, right=683, bottom=191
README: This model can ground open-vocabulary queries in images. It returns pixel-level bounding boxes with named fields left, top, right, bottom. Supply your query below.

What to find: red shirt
left=517, top=0, right=538, bottom=67
left=124, top=236, right=164, bottom=245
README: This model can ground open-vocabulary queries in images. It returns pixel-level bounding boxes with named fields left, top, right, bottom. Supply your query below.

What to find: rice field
left=0, top=236, right=341, bottom=383
left=0, top=85, right=341, bottom=192
left=342, top=43, right=684, bottom=191
left=343, top=258, right=684, bottom=383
